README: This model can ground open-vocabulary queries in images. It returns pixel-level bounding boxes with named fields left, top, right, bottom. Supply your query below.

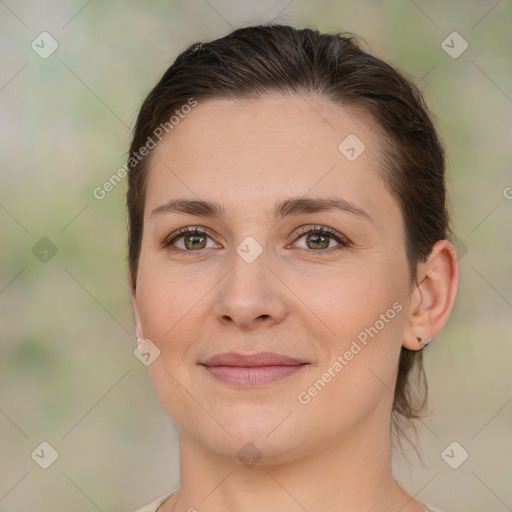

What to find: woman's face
left=131, top=94, right=417, bottom=463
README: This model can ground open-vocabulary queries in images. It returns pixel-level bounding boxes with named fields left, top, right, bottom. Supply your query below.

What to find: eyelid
left=293, top=225, right=349, bottom=242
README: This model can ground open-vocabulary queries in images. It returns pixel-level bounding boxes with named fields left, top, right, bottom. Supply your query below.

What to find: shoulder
left=130, top=491, right=175, bottom=512
left=424, top=504, right=445, bottom=512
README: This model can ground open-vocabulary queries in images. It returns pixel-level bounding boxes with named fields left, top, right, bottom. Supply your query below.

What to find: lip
left=200, top=352, right=309, bottom=387
left=202, top=351, right=307, bottom=367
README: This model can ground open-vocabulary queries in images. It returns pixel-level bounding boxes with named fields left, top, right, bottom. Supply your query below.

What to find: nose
left=212, top=247, right=288, bottom=331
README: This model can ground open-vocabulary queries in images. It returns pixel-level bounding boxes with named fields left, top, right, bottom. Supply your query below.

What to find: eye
left=292, top=225, right=351, bottom=253
left=161, top=227, right=220, bottom=253
left=161, top=225, right=351, bottom=255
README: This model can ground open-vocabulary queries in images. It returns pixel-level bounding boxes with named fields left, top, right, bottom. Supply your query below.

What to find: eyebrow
left=150, top=196, right=374, bottom=224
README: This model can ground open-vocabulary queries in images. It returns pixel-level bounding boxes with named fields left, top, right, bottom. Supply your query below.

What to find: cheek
left=304, top=261, right=407, bottom=397
left=136, top=265, right=210, bottom=425
left=299, top=295, right=405, bottom=433
left=135, top=263, right=190, bottom=347
left=315, top=262, right=405, bottom=340
left=135, top=255, right=226, bottom=367
left=137, top=254, right=199, bottom=328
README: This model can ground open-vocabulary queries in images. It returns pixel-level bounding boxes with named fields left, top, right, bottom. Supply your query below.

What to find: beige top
left=131, top=492, right=445, bottom=512
left=132, top=491, right=175, bottom=512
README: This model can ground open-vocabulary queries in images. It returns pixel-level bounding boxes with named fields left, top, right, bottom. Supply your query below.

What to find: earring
left=417, top=337, right=432, bottom=349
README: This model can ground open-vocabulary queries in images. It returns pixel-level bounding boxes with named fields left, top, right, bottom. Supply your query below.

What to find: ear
left=128, top=272, right=144, bottom=340
left=402, top=239, right=459, bottom=350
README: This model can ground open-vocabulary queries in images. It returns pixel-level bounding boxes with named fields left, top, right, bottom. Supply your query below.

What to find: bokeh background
left=1, top=1, right=511, bottom=511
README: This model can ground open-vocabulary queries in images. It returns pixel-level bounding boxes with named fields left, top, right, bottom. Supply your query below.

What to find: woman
left=127, top=24, right=458, bottom=512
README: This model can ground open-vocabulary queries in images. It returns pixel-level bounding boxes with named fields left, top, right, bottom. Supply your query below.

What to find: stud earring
left=417, top=336, right=432, bottom=349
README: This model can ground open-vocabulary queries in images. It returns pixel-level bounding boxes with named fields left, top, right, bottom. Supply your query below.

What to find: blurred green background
left=1, top=1, right=511, bottom=511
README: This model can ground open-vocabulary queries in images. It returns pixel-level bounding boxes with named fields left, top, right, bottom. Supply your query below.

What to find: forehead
left=153, top=93, right=381, bottom=159
left=146, top=94, right=395, bottom=223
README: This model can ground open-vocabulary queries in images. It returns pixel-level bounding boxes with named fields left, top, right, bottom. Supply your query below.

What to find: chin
left=204, top=408, right=311, bottom=463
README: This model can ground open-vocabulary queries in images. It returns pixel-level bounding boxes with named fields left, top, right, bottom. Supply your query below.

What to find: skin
left=129, top=94, right=459, bottom=512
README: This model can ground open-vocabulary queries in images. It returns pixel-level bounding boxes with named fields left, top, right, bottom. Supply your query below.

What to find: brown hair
left=126, top=24, right=451, bottom=446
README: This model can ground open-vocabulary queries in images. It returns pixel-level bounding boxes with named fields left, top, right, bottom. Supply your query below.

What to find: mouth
left=200, top=352, right=310, bottom=387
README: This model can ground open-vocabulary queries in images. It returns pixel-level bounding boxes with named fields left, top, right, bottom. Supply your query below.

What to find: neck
left=163, top=412, right=425, bottom=512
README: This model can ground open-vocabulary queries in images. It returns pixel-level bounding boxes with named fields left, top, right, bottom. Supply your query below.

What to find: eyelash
left=160, top=225, right=352, bottom=255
